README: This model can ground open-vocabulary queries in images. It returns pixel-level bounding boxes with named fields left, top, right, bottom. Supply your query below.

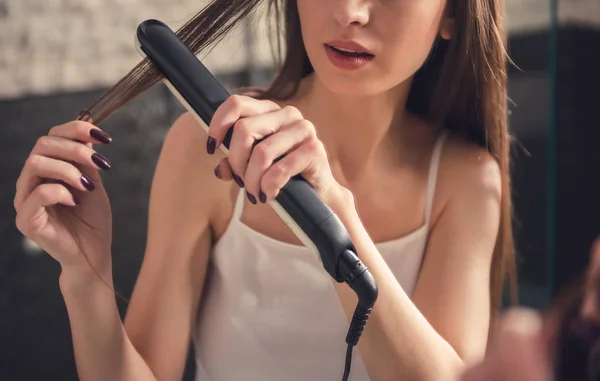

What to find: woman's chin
left=316, top=74, right=385, bottom=98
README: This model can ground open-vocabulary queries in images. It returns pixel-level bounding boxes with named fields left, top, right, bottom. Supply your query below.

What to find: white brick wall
left=559, top=0, right=600, bottom=27
left=0, top=0, right=597, bottom=101
left=0, top=0, right=276, bottom=100
left=507, top=0, right=600, bottom=32
left=505, top=0, right=552, bottom=33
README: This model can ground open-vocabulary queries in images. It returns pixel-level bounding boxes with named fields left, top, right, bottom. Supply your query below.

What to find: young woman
left=14, top=0, right=516, bottom=380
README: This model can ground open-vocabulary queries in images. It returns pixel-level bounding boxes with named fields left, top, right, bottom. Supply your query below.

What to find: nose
left=333, top=0, right=370, bottom=27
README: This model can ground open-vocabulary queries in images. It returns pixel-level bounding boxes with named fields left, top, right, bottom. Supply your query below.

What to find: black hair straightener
left=135, top=19, right=377, bottom=381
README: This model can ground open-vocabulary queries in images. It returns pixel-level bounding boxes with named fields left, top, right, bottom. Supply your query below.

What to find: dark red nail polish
left=247, top=192, right=257, bottom=205
left=91, top=153, right=111, bottom=170
left=81, top=175, right=95, bottom=191
left=259, top=191, right=267, bottom=203
left=233, top=174, right=244, bottom=188
left=73, top=195, right=80, bottom=205
left=90, top=128, right=112, bottom=144
left=206, top=136, right=216, bottom=154
left=214, top=166, right=222, bottom=179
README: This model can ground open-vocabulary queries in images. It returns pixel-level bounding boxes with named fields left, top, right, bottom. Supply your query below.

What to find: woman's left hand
left=207, top=94, right=347, bottom=207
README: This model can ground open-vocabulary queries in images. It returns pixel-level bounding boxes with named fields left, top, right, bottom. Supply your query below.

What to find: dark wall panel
left=506, top=30, right=552, bottom=307
left=555, top=27, right=600, bottom=291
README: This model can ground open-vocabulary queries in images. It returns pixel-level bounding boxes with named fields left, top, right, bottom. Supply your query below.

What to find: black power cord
left=337, top=250, right=378, bottom=381
left=342, top=343, right=354, bottom=381
left=342, top=304, right=373, bottom=381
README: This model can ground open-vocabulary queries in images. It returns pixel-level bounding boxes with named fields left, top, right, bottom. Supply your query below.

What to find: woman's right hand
left=14, top=117, right=114, bottom=273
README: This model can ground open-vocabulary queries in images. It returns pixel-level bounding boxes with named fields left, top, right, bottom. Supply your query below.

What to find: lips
left=325, top=45, right=374, bottom=59
left=324, top=40, right=374, bottom=58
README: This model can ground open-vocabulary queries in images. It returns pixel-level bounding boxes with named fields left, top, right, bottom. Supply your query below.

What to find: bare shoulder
left=162, top=112, right=210, bottom=152
left=431, top=133, right=502, bottom=222
left=443, top=135, right=502, bottom=193
left=151, top=112, right=235, bottom=229
left=158, top=112, right=220, bottom=186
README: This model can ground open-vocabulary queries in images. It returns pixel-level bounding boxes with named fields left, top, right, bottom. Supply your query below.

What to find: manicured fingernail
left=259, top=191, right=267, bottom=203
left=247, top=192, right=257, bottom=205
left=91, top=153, right=111, bottom=171
left=81, top=175, right=95, bottom=191
left=214, top=165, right=222, bottom=179
left=206, top=136, right=216, bottom=155
left=233, top=174, right=244, bottom=188
left=73, top=195, right=80, bottom=205
left=89, top=128, right=112, bottom=144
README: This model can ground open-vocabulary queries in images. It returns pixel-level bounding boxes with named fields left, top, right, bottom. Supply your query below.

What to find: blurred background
left=1, top=0, right=599, bottom=380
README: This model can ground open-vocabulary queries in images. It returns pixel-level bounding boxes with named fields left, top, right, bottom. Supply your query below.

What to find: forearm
left=59, top=266, right=157, bottom=381
left=331, top=194, right=463, bottom=381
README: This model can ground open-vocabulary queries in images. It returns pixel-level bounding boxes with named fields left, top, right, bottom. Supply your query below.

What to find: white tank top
left=192, top=131, right=448, bottom=381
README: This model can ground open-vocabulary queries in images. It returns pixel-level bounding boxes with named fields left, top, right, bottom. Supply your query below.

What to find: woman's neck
left=294, top=74, right=414, bottom=186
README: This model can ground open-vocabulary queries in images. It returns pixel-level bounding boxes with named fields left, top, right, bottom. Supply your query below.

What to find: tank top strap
left=424, top=129, right=449, bottom=226
left=232, top=188, right=246, bottom=221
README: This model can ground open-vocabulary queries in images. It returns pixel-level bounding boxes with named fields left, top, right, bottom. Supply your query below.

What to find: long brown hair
left=78, top=0, right=517, bottom=316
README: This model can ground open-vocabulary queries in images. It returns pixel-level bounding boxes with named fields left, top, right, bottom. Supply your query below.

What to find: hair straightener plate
left=134, top=19, right=378, bottom=307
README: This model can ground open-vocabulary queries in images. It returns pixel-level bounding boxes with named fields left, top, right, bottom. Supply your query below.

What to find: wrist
left=328, top=183, right=357, bottom=219
left=328, top=185, right=367, bottom=245
left=328, top=184, right=379, bottom=257
left=59, top=261, right=113, bottom=295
